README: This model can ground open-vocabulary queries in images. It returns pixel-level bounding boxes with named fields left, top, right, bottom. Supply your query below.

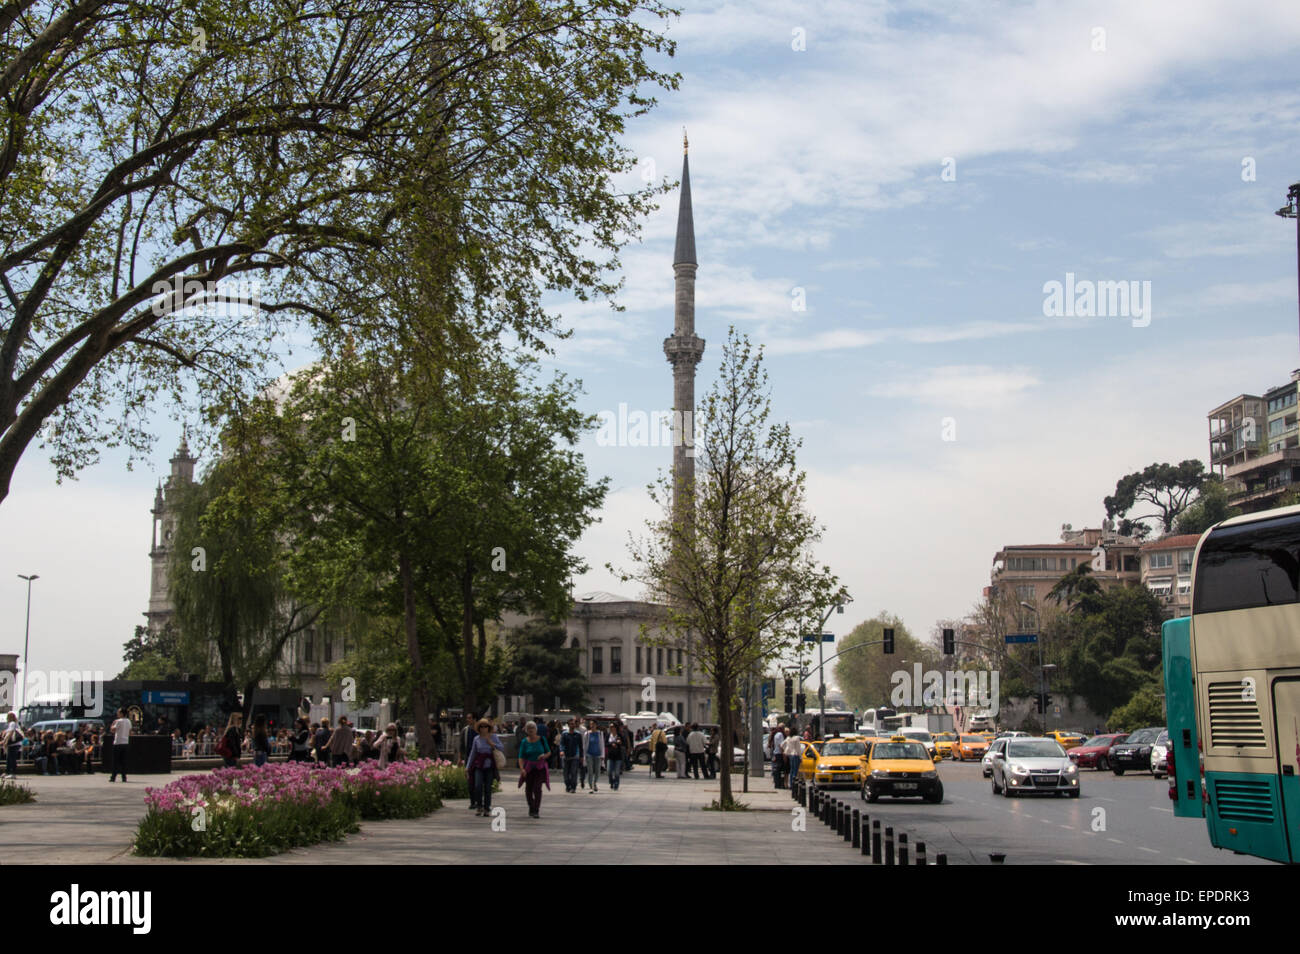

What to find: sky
left=4, top=0, right=1300, bottom=686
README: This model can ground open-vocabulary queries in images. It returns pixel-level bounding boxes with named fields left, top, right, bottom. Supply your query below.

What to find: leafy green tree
left=118, top=624, right=185, bottom=680
left=834, top=613, right=928, bottom=711
left=1062, top=585, right=1164, bottom=717
left=1104, top=461, right=1207, bottom=537
left=501, top=621, right=589, bottom=712
left=1108, top=682, right=1165, bottom=732
left=1174, top=477, right=1240, bottom=535
left=0, top=0, right=679, bottom=506
left=1046, top=563, right=1105, bottom=615
left=617, top=328, right=848, bottom=809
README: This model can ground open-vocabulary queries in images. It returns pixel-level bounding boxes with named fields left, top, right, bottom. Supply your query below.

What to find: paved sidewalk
left=0, top=768, right=860, bottom=865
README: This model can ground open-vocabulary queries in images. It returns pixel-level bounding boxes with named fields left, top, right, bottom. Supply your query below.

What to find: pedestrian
left=2, top=712, right=23, bottom=779
left=107, top=708, right=132, bottom=782
left=376, top=723, right=405, bottom=769
left=314, top=718, right=331, bottom=766
left=327, top=716, right=354, bottom=767
left=252, top=713, right=271, bottom=767
left=517, top=720, right=551, bottom=818
left=561, top=720, right=582, bottom=792
left=771, top=725, right=786, bottom=789
left=705, top=730, right=719, bottom=779
left=219, top=712, right=243, bottom=768
left=674, top=729, right=690, bottom=779
left=650, top=724, right=668, bottom=779
left=466, top=719, right=503, bottom=817
left=686, top=723, right=706, bottom=779
left=582, top=719, right=604, bottom=792
left=782, top=732, right=804, bottom=786
left=290, top=718, right=312, bottom=762
left=605, top=723, right=625, bottom=790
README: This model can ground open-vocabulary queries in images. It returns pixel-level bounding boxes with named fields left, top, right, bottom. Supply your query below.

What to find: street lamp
left=816, top=603, right=845, bottom=739
left=1019, top=601, right=1047, bottom=733
left=1275, top=182, right=1300, bottom=359
left=17, top=574, right=38, bottom=714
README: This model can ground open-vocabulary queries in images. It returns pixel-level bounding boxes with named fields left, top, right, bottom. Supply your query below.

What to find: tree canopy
left=1103, top=460, right=1206, bottom=537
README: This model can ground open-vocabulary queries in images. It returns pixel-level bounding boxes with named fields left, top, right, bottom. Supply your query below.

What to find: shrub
left=0, top=778, right=35, bottom=805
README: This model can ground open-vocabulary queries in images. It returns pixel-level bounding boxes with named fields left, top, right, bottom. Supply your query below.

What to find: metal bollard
left=852, top=809, right=861, bottom=849
left=872, top=820, right=882, bottom=863
left=811, top=787, right=819, bottom=818
left=885, top=826, right=895, bottom=866
left=936, top=852, right=947, bottom=865
left=916, top=841, right=927, bottom=866
left=838, top=801, right=846, bottom=836
left=899, top=832, right=909, bottom=866
left=843, top=805, right=852, bottom=842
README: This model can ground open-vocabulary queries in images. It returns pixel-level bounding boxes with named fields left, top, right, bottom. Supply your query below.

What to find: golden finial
left=683, top=127, right=689, bottom=155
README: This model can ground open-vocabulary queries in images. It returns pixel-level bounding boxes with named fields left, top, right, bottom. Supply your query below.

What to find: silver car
left=981, top=737, right=1006, bottom=777
left=989, top=738, right=1080, bottom=798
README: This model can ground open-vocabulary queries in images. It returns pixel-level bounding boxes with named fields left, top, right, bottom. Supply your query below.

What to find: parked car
left=990, top=737, right=1079, bottom=798
left=1108, top=727, right=1165, bottom=775
left=1151, top=729, right=1170, bottom=778
left=1067, top=733, right=1130, bottom=771
left=982, top=737, right=1007, bottom=777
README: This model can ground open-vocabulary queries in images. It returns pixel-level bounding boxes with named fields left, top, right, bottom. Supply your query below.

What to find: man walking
left=107, top=708, right=131, bottom=783
left=649, top=724, right=668, bottom=779
left=686, top=723, right=706, bottom=779
left=327, top=716, right=355, bottom=767
left=582, top=719, right=604, bottom=793
left=561, top=719, right=582, bottom=792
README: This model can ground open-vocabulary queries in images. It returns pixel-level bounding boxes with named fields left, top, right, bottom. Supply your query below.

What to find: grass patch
left=0, top=778, right=34, bottom=804
left=703, top=797, right=750, bottom=811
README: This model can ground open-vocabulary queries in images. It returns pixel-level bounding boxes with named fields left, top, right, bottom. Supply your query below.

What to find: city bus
left=1160, top=616, right=1202, bottom=818
left=1184, top=505, right=1300, bottom=863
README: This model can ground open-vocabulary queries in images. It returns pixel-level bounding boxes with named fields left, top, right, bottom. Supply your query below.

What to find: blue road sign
left=802, top=633, right=835, bottom=642
left=1005, top=633, right=1038, bottom=644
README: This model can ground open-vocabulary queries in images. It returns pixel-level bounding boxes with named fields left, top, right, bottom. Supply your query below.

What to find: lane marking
left=1059, top=824, right=1073, bottom=830
left=1041, top=819, right=1052, bottom=824
left=1137, top=846, right=1159, bottom=854
left=1097, top=796, right=1115, bottom=802
left=1107, top=837, right=1123, bottom=844
left=1056, top=859, right=1090, bottom=865
left=1176, top=858, right=1198, bottom=864
left=1150, top=806, right=1173, bottom=813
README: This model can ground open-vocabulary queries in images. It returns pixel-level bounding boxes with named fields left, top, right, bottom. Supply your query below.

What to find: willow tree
left=617, top=328, right=847, bottom=808
left=0, top=0, right=678, bottom=506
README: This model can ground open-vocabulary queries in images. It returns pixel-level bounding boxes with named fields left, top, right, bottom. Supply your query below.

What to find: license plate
left=895, top=782, right=917, bottom=790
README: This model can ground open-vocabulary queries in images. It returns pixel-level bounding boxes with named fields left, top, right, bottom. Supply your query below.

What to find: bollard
left=936, top=852, right=948, bottom=865
left=885, top=826, right=895, bottom=866
left=916, top=841, right=927, bottom=866
left=802, top=780, right=810, bottom=810
left=811, top=788, right=819, bottom=819
left=843, top=805, right=852, bottom=843
left=793, top=778, right=800, bottom=801
left=852, top=809, right=861, bottom=849
left=838, top=801, right=846, bottom=837
left=899, top=832, right=909, bottom=866
left=872, top=820, right=882, bottom=864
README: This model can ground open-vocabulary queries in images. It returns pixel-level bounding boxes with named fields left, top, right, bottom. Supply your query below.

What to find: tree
left=1174, top=477, right=1240, bottom=535
left=118, top=623, right=184, bottom=680
left=260, top=339, right=606, bottom=754
left=1108, top=682, right=1165, bottom=732
left=834, top=612, right=927, bottom=711
left=501, top=621, right=589, bottom=712
left=617, top=328, right=847, bottom=809
left=0, top=0, right=679, bottom=506
left=1062, top=584, right=1164, bottom=717
left=166, top=454, right=323, bottom=716
left=1104, top=461, right=1207, bottom=537
left=1046, top=563, right=1104, bottom=615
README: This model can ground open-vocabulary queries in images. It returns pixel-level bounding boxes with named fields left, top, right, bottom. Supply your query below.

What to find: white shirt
left=782, top=735, right=802, bottom=757
left=112, top=718, right=131, bottom=744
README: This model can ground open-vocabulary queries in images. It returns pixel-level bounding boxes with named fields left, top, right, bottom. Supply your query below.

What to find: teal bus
left=1161, top=616, right=1202, bottom=818
left=1177, top=505, right=1300, bottom=863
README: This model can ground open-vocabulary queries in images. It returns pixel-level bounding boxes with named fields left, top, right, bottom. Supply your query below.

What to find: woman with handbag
left=466, top=719, right=503, bottom=817
left=516, top=720, right=551, bottom=818
left=218, top=712, right=242, bottom=768
left=376, top=723, right=404, bottom=769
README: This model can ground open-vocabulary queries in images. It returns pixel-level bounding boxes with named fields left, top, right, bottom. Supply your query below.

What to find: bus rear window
left=1193, top=514, right=1300, bottom=614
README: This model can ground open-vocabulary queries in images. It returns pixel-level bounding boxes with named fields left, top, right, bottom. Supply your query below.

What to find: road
left=813, top=759, right=1272, bottom=865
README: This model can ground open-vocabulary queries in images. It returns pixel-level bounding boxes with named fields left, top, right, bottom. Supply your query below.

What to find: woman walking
left=605, top=724, right=624, bottom=790
left=376, top=723, right=405, bottom=769
left=466, top=719, right=503, bottom=817
left=582, top=719, right=605, bottom=793
left=517, top=720, right=551, bottom=818
left=252, top=713, right=271, bottom=767
left=290, top=718, right=311, bottom=762
left=2, top=712, right=23, bottom=779
left=108, top=708, right=131, bottom=782
left=220, top=712, right=243, bottom=768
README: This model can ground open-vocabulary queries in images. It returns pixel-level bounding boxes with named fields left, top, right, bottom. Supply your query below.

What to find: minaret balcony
left=663, top=335, right=705, bottom=365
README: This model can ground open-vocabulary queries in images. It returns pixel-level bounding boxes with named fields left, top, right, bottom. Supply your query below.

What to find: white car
left=895, top=727, right=936, bottom=757
left=989, top=737, right=1080, bottom=798
left=982, top=737, right=1007, bottom=777
left=1150, top=729, right=1170, bottom=778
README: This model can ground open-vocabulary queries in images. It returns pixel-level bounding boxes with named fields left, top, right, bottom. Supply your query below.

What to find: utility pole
left=17, top=574, right=38, bottom=714
left=1275, top=182, right=1300, bottom=359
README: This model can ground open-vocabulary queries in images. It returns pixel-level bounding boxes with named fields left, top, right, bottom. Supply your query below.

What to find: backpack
left=215, top=732, right=233, bottom=759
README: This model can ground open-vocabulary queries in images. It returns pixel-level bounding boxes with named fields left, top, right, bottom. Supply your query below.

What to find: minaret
left=146, top=431, right=198, bottom=635
left=663, top=132, right=705, bottom=529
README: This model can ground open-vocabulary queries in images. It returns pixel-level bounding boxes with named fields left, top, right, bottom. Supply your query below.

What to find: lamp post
left=1019, top=601, right=1045, bottom=734
left=1275, top=182, right=1300, bottom=358
left=17, top=574, right=38, bottom=714
left=816, top=603, right=845, bottom=739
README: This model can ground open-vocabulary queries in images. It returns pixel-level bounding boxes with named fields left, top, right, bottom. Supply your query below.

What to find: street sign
left=1054, top=706, right=1061, bottom=715
left=1005, top=633, right=1038, bottom=644
left=802, top=633, right=835, bottom=642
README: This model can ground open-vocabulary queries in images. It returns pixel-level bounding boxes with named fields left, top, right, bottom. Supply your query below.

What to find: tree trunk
left=399, top=549, right=435, bottom=757
left=716, top=670, right=733, bottom=806
left=460, top=560, right=478, bottom=717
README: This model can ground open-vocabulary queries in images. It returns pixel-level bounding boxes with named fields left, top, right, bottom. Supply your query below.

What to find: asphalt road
left=814, top=760, right=1273, bottom=865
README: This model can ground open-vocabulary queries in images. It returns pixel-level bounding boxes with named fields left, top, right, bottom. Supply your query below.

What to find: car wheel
left=864, top=783, right=879, bottom=803
left=1097, top=756, right=1109, bottom=772
left=635, top=751, right=650, bottom=766
left=1002, top=774, right=1015, bottom=798
left=926, top=781, right=943, bottom=804
left=991, top=774, right=1002, bottom=795
left=1113, top=766, right=1125, bottom=776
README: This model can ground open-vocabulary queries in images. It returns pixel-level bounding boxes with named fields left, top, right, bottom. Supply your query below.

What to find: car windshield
left=1006, top=740, right=1066, bottom=759
left=960, top=735, right=984, bottom=743
left=822, top=742, right=865, bottom=756
left=1082, top=735, right=1112, bottom=747
left=901, top=730, right=933, bottom=742
left=1125, top=728, right=1161, bottom=744
left=1156, top=730, right=1169, bottom=745
left=871, top=742, right=929, bottom=760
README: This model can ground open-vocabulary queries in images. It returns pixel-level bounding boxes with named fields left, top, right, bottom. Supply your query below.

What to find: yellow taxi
left=860, top=736, right=944, bottom=804
left=793, top=740, right=820, bottom=782
left=933, top=731, right=957, bottom=759
left=1047, top=729, right=1086, bottom=750
left=952, top=733, right=989, bottom=761
left=812, top=737, right=869, bottom=788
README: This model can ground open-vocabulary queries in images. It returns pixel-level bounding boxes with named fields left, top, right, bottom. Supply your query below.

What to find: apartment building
left=1211, top=372, right=1300, bottom=513
left=1137, top=534, right=1198, bottom=619
left=989, top=523, right=1142, bottom=611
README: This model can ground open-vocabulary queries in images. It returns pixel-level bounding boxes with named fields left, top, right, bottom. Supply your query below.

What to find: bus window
left=1193, top=513, right=1300, bottom=614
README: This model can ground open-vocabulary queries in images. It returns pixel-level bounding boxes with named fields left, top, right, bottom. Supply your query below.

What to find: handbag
left=492, top=746, right=506, bottom=770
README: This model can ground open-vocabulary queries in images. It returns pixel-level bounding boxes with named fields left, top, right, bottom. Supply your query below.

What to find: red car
left=1067, top=733, right=1129, bottom=771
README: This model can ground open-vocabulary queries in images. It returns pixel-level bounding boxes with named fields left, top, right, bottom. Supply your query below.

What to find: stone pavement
left=0, top=767, right=863, bottom=865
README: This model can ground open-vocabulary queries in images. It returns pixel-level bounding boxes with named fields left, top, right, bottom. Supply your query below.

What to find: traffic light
left=784, top=676, right=794, bottom=713
left=883, top=627, right=895, bottom=654
left=1035, top=694, right=1044, bottom=713
left=796, top=692, right=806, bottom=712
left=1043, top=693, right=1052, bottom=711
left=943, top=627, right=954, bottom=654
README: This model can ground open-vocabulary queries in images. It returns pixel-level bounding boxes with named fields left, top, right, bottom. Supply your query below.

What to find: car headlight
left=817, top=763, right=829, bottom=771
left=871, top=769, right=888, bottom=777
left=1010, top=763, right=1030, bottom=775
left=921, top=770, right=937, bottom=778
left=1064, top=762, right=1077, bottom=774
